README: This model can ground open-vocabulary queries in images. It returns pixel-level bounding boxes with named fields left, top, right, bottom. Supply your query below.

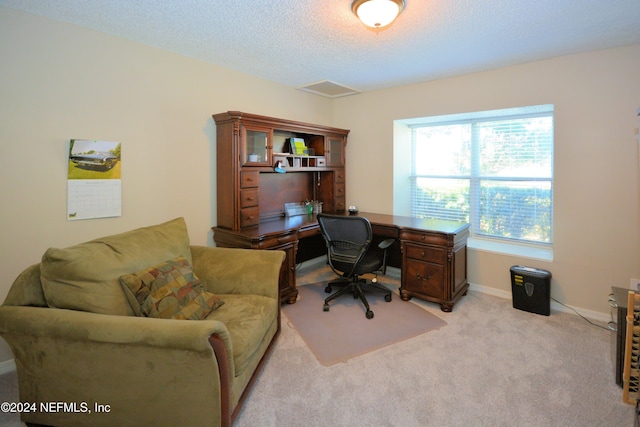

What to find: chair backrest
left=317, top=214, right=373, bottom=277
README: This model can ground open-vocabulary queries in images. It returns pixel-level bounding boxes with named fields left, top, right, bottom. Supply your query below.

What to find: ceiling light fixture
left=351, top=0, right=405, bottom=29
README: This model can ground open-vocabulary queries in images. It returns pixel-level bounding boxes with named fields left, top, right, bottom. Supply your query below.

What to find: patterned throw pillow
left=119, top=256, right=224, bottom=320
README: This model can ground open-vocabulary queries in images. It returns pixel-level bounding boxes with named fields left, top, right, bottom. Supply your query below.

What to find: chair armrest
left=377, top=239, right=395, bottom=275
left=190, top=245, right=285, bottom=298
left=378, top=239, right=395, bottom=250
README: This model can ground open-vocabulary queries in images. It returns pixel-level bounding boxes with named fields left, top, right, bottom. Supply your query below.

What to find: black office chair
left=317, top=213, right=394, bottom=319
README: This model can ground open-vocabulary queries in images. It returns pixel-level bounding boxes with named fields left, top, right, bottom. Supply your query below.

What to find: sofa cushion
left=40, top=218, right=192, bottom=316
left=205, top=293, right=277, bottom=377
left=119, top=256, right=224, bottom=320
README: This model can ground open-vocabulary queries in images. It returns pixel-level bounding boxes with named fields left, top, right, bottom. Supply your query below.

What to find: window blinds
left=411, top=111, right=553, bottom=245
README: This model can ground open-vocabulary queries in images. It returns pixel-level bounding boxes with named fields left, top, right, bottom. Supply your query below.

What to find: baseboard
left=0, top=358, right=16, bottom=375
left=300, top=262, right=608, bottom=323
left=469, top=282, right=610, bottom=323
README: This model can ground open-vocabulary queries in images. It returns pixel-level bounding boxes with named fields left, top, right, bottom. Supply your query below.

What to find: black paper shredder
left=510, top=265, right=552, bottom=316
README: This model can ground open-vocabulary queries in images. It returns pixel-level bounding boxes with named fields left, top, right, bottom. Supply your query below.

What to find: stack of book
left=290, top=138, right=308, bottom=156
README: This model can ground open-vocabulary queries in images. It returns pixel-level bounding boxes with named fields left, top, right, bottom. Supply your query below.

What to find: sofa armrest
left=3, top=263, right=47, bottom=307
left=190, top=246, right=285, bottom=298
left=0, top=305, right=233, bottom=426
left=0, top=305, right=231, bottom=351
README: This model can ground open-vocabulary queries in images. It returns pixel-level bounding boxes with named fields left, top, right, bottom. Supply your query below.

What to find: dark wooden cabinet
left=212, top=111, right=349, bottom=303
left=212, top=111, right=349, bottom=231
left=399, top=221, right=469, bottom=312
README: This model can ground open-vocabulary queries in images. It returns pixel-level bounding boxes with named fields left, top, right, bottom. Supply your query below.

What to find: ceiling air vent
left=297, top=80, right=359, bottom=98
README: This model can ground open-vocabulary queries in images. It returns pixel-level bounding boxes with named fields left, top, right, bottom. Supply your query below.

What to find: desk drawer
left=240, top=170, right=259, bottom=188
left=405, top=243, right=445, bottom=264
left=240, top=188, right=259, bottom=208
left=298, top=224, right=319, bottom=239
left=240, top=207, right=260, bottom=227
left=256, top=232, right=298, bottom=249
left=400, top=229, right=445, bottom=246
left=405, top=259, right=445, bottom=297
left=372, top=224, right=398, bottom=239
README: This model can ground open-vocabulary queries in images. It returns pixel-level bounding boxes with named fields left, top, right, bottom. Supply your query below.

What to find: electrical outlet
left=631, top=278, right=640, bottom=290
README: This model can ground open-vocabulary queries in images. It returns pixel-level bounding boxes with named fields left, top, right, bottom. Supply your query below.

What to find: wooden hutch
left=212, top=111, right=349, bottom=303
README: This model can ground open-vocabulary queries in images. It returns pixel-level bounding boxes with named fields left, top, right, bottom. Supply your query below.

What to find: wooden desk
left=212, top=212, right=470, bottom=312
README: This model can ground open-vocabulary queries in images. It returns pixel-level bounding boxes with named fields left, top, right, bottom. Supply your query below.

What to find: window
left=410, top=105, right=554, bottom=245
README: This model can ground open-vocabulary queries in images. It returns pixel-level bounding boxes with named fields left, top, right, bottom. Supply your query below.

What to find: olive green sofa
left=0, top=218, right=284, bottom=427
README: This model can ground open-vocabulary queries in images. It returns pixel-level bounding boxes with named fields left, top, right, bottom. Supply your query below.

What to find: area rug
left=283, top=282, right=447, bottom=366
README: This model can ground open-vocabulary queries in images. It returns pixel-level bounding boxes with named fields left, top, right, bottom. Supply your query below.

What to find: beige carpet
left=0, top=261, right=635, bottom=426
left=232, top=262, right=633, bottom=426
left=284, top=281, right=447, bottom=366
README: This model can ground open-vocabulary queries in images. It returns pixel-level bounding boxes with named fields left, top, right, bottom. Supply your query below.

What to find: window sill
left=467, top=237, right=553, bottom=261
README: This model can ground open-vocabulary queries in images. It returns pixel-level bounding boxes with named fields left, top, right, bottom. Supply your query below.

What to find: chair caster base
left=323, top=303, right=330, bottom=312
left=385, top=294, right=392, bottom=302
left=366, top=310, right=374, bottom=319
left=325, top=286, right=332, bottom=293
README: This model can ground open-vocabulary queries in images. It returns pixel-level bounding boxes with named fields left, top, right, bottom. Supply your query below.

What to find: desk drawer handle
left=246, top=215, right=255, bottom=220
left=246, top=196, right=255, bottom=201
left=416, top=273, right=432, bottom=281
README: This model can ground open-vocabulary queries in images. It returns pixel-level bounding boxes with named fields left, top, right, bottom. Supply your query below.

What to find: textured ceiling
left=2, top=0, right=640, bottom=95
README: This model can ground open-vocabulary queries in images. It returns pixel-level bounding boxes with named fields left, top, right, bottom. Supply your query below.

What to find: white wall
left=333, top=44, right=640, bottom=316
left=0, top=7, right=332, bottom=363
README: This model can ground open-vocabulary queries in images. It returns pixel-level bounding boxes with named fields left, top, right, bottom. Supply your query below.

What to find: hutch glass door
left=242, top=126, right=270, bottom=165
